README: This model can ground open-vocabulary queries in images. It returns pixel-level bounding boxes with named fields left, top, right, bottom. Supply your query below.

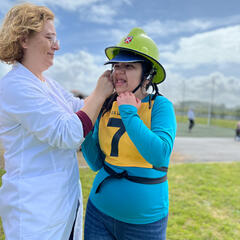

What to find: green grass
left=177, top=116, right=238, bottom=129
left=1, top=163, right=240, bottom=240
left=176, top=122, right=235, bottom=138
left=167, top=162, right=240, bottom=240
left=79, top=168, right=96, bottom=214
left=176, top=116, right=236, bottom=138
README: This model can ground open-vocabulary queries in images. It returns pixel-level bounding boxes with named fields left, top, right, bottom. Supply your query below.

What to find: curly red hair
left=0, top=3, right=54, bottom=64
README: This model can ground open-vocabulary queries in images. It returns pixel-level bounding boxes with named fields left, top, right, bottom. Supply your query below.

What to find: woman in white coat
left=0, top=3, right=113, bottom=240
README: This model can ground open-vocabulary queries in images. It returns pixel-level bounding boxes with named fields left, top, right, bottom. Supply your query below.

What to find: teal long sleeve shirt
left=82, top=95, right=177, bottom=224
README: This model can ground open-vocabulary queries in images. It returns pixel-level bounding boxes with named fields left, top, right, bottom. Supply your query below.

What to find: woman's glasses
left=46, top=35, right=60, bottom=47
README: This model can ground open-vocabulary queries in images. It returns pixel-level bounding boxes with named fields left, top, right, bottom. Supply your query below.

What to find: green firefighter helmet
left=105, top=27, right=166, bottom=84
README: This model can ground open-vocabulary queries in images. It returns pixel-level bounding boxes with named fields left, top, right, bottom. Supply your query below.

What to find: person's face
left=22, top=20, right=59, bottom=71
left=112, top=62, right=142, bottom=95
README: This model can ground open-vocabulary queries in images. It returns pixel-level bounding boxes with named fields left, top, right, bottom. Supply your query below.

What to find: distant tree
left=235, top=108, right=240, bottom=118
left=71, top=90, right=87, bottom=99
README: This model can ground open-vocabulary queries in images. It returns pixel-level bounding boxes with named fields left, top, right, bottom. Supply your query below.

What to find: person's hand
left=95, top=70, right=114, bottom=99
left=117, top=92, right=141, bottom=109
left=80, top=70, right=113, bottom=125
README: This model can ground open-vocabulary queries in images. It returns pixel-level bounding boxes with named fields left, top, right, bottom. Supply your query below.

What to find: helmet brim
left=105, top=46, right=166, bottom=84
left=104, top=51, right=146, bottom=65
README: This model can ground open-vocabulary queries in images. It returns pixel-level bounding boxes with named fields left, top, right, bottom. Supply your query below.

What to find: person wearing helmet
left=82, top=28, right=177, bottom=240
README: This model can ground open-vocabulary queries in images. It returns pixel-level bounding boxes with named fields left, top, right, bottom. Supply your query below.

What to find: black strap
left=95, top=164, right=168, bottom=194
left=132, top=83, right=141, bottom=93
left=153, top=166, right=168, bottom=172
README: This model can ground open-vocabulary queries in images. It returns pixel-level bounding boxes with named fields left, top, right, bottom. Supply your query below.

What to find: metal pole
left=182, top=80, right=185, bottom=121
left=207, top=77, right=215, bottom=126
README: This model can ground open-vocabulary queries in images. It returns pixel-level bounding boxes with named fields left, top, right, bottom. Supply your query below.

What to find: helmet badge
left=124, top=36, right=133, bottom=44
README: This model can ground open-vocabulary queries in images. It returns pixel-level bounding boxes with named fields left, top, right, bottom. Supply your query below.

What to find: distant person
left=0, top=3, right=113, bottom=240
left=235, top=121, right=240, bottom=141
left=187, top=108, right=195, bottom=132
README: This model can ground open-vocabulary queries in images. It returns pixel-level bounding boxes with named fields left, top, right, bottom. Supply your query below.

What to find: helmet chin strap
left=132, top=83, right=142, bottom=93
left=132, top=68, right=156, bottom=94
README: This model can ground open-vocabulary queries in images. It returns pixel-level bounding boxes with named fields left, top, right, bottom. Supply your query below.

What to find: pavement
left=1, top=137, right=240, bottom=169
left=172, top=137, right=240, bottom=164
left=77, top=137, right=240, bottom=167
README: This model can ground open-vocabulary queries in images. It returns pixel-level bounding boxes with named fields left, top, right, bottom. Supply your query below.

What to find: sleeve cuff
left=119, top=104, right=137, bottom=115
left=76, top=110, right=93, bottom=137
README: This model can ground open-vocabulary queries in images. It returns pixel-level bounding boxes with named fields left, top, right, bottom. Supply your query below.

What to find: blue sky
left=0, top=0, right=240, bottom=108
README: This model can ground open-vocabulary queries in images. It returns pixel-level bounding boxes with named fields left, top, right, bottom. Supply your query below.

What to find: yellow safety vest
left=99, top=100, right=153, bottom=169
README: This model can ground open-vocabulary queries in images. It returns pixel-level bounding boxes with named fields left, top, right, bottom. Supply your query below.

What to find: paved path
left=1, top=137, right=240, bottom=169
left=172, top=137, right=240, bottom=163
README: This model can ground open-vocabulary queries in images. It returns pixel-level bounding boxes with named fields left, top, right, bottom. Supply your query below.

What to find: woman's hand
left=117, top=92, right=141, bottom=109
left=79, top=70, right=113, bottom=126
left=95, top=70, right=114, bottom=100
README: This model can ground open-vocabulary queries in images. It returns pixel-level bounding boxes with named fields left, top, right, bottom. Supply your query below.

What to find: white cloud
left=0, top=0, right=135, bottom=26
left=159, top=71, right=240, bottom=108
left=0, top=0, right=101, bottom=14
left=161, top=25, right=240, bottom=69
left=85, top=4, right=117, bottom=24
left=221, top=14, right=240, bottom=26
left=100, top=28, right=128, bottom=45
left=117, top=19, right=137, bottom=28
left=0, top=1, right=239, bottom=108
left=1, top=52, right=239, bottom=108
left=144, top=19, right=212, bottom=37
left=30, top=0, right=100, bottom=11
left=0, top=51, right=107, bottom=97
left=46, top=50, right=108, bottom=95
left=44, top=0, right=134, bottom=24
left=31, top=0, right=133, bottom=12
left=79, top=0, right=133, bottom=25
left=144, top=15, right=240, bottom=38
left=119, top=0, right=132, bottom=5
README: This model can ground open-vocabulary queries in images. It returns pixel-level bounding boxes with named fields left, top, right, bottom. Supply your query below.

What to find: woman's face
left=112, top=62, right=142, bottom=95
left=22, top=20, right=59, bottom=72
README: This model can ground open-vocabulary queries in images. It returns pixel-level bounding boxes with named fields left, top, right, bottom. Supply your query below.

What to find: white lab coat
left=0, top=63, right=85, bottom=240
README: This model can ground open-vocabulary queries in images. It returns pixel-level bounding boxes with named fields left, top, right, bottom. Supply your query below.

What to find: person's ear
left=19, top=35, right=29, bottom=49
left=143, top=79, right=150, bottom=88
